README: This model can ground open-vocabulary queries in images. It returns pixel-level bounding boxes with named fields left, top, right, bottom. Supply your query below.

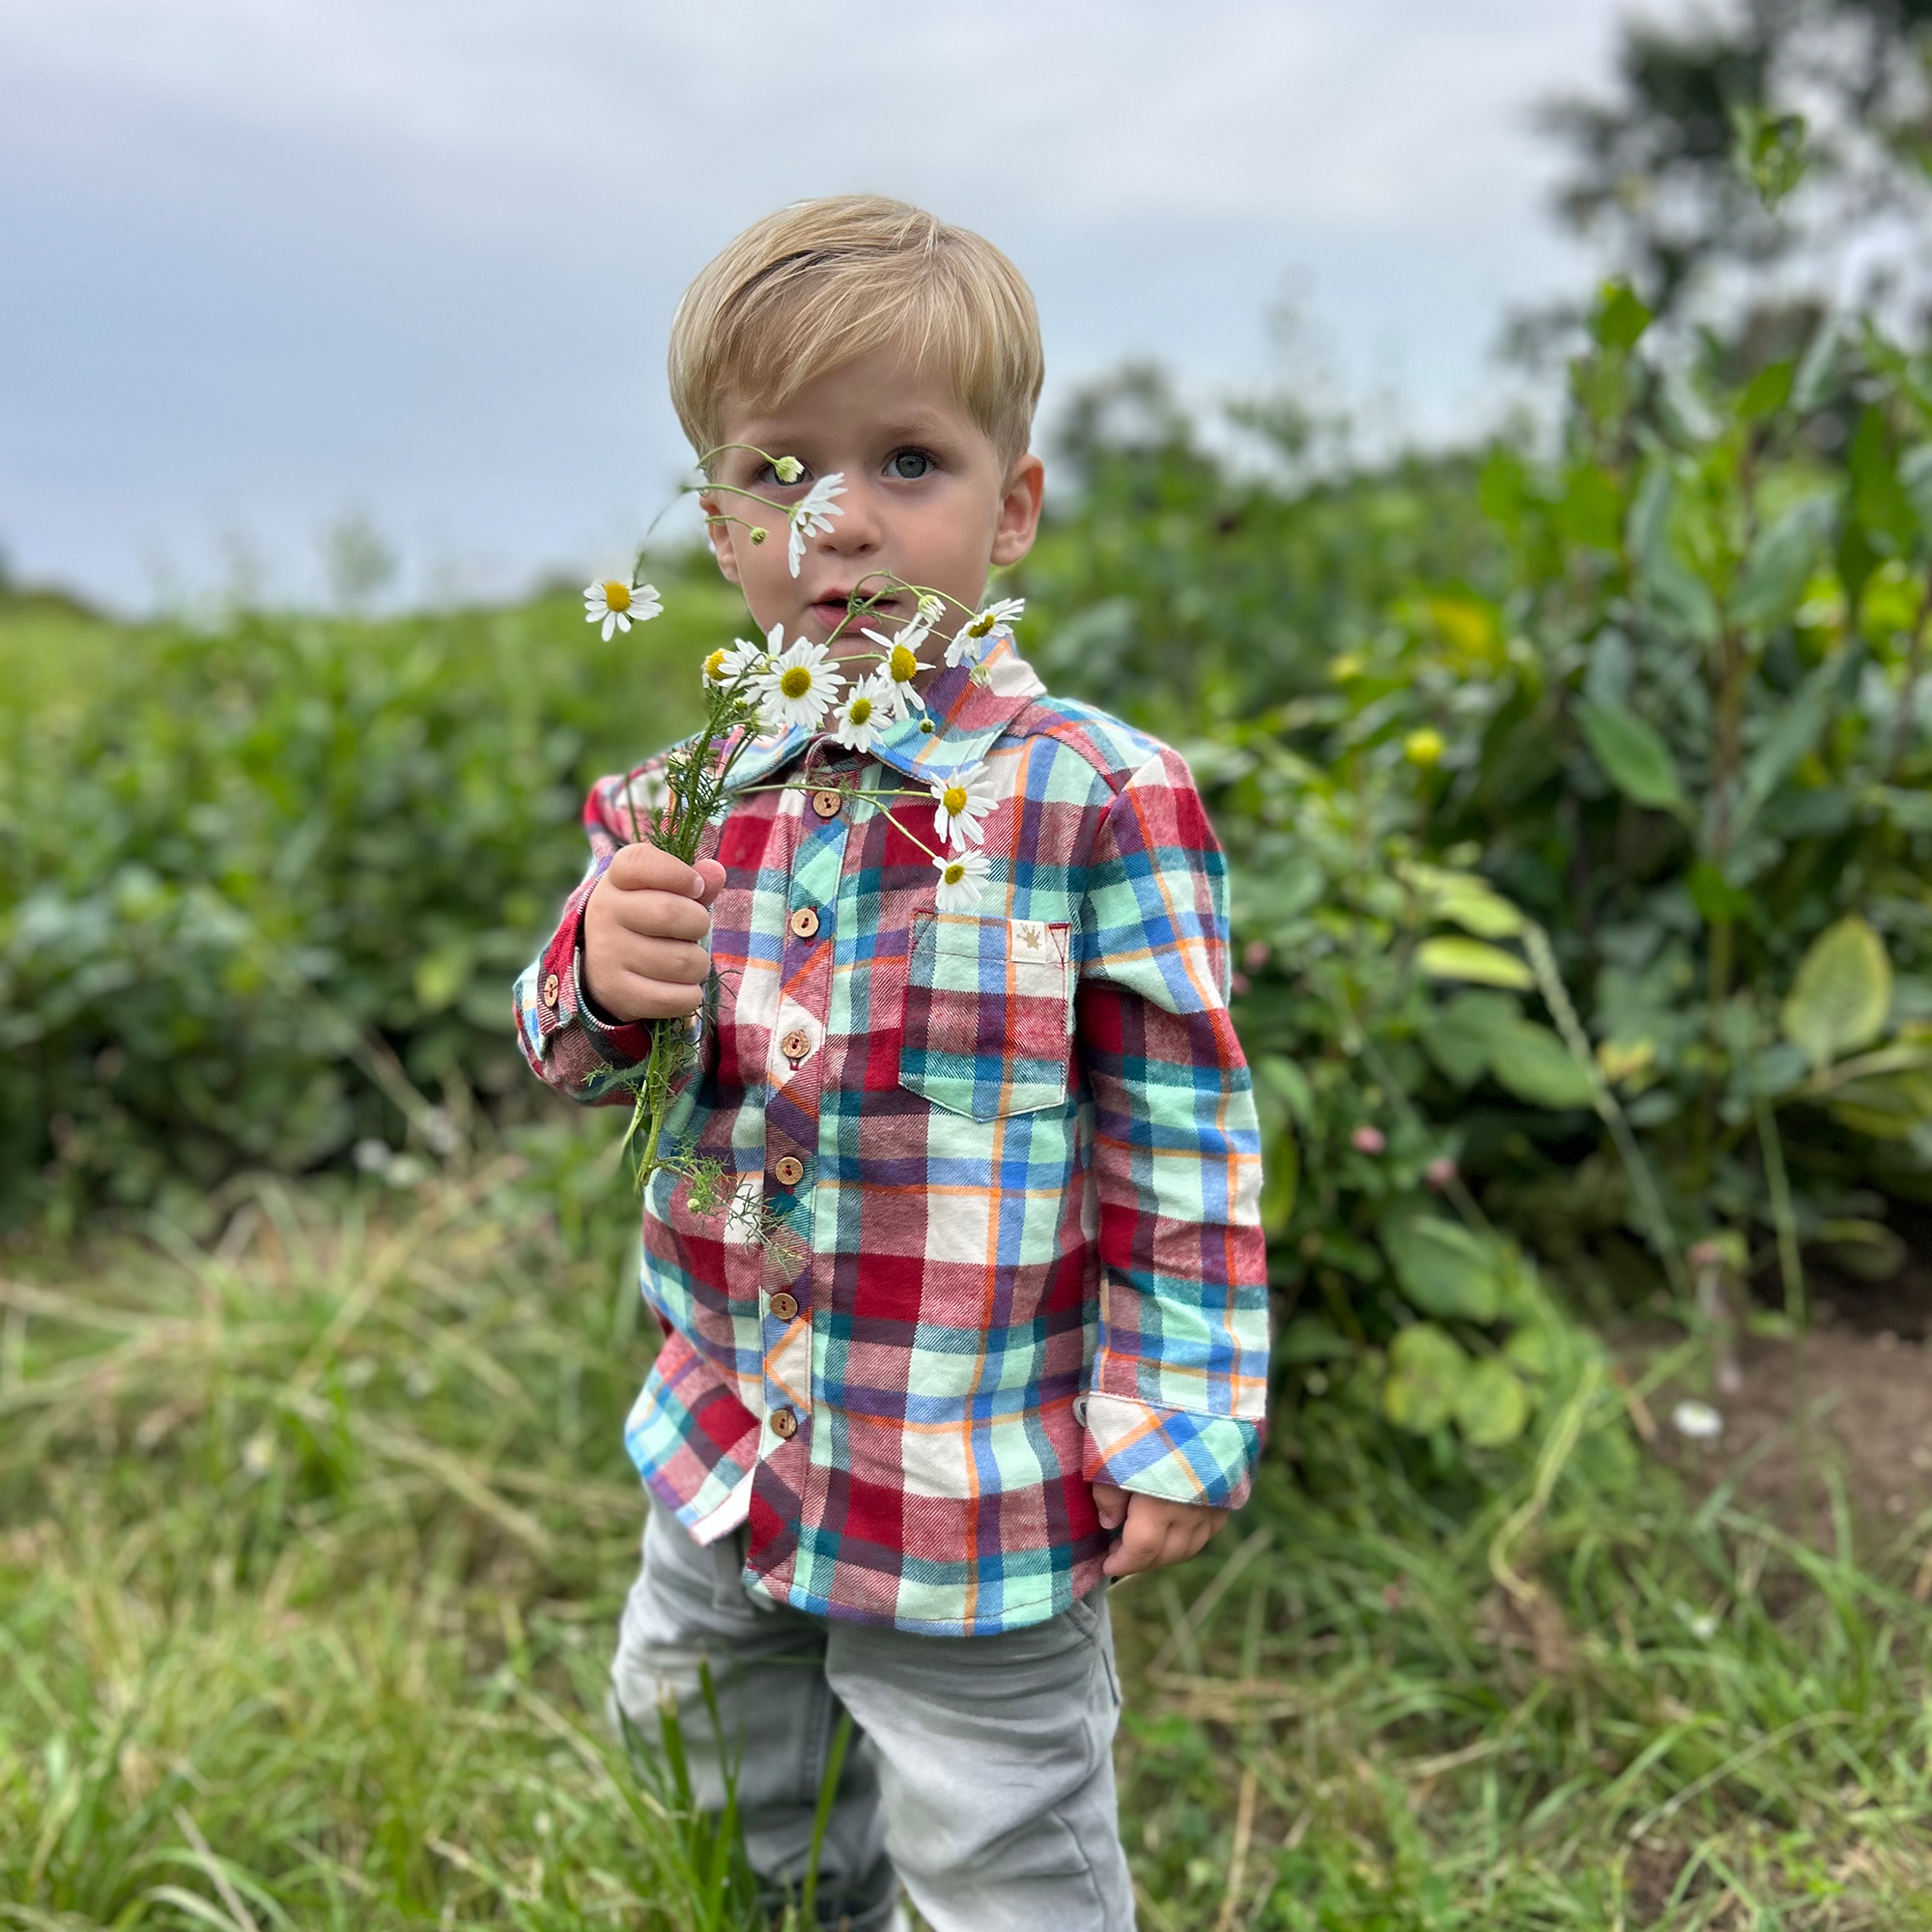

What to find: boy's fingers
left=606, top=842, right=707, bottom=899
left=692, top=858, right=726, bottom=905
left=606, top=889, right=713, bottom=944
left=604, top=974, right=706, bottom=1020
left=611, top=936, right=711, bottom=986
left=1092, top=1482, right=1127, bottom=1531
left=1101, top=1507, right=1166, bottom=1578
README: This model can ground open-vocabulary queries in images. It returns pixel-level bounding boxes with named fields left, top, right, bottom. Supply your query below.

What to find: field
left=9, top=288, right=1932, bottom=1925
left=7, top=1141, right=1932, bottom=1929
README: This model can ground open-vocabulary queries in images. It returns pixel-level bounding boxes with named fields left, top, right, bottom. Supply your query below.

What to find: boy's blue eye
left=889, top=450, right=933, bottom=479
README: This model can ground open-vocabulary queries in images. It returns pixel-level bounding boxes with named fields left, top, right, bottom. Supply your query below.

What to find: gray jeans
left=611, top=1499, right=1136, bottom=1932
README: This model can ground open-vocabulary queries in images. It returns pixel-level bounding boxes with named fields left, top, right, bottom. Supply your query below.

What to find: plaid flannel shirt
left=514, top=637, right=1268, bottom=1634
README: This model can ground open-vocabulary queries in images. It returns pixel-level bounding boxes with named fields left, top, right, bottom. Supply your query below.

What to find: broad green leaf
left=1260, top=1130, right=1298, bottom=1236
left=1850, top=408, right=1917, bottom=556
left=1687, top=861, right=1754, bottom=926
left=1791, top=312, right=1840, bottom=412
left=1592, top=281, right=1653, bottom=352
left=1455, top=1358, right=1532, bottom=1448
left=1491, top=1019, right=1597, bottom=1110
left=1577, top=699, right=1690, bottom=816
left=1417, top=937, right=1534, bottom=991
left=1383, top=1215, right=1506, bottom=1322
left=1781, top=914, right=1892, bottom=1070
left=1732, top=660, right=1840, bottom=844
left=1253, top=1055, right=1316, bottom=1135
left=1828, top=1070, right=1932, bottom=1139
left=1399, top=862, right=1525, bottom=938
left=1736, top=357, right=1794, bottom=422
left=1558, top=466, right=1624, bottom=552
left=1730, top=492, right=1835, bottom=630
left=1628, top=465, right=1720, bottom=641
left=1277, top=1316, right=1353, bottom=1364
left=1382, top=1323, right=1468, bottom=1435
left=1503, top=1323, right=1561, bottom=1379
left=1901, top=444, right=1932, bottom=536
left=1419, top=990, right=1521, bottom=1087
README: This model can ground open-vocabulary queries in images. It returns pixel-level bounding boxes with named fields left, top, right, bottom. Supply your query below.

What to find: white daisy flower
left=753, top=633, right=844, bottom=732
left=621, top=766, right=669, bottom=820
left=932, top=847, right=991, bottom=912
left=917, top=592, right=947, bottom=624
left=700, top=639, right=760, bottom=689
left=786, top=472, right=846, bottom=577
left=929, top=762, right=998, bottom=851
left=946, top=596, right=1025, bottom=668
left=829, top=671, right=893, bottom=753
left=772, top=455, right=804, bottom=483
left=583, top=578, right=663, bottom=641
left=861, top=626, right=927, bottom=719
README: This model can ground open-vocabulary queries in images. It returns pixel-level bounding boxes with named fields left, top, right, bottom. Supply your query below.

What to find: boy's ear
left=990, top=453, right=1045, bottom=568
left=697, top=493, right=743, bottom=586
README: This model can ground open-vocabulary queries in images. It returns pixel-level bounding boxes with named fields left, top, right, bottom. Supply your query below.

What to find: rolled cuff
left=1079, top=1390, right=1262, bottom=1510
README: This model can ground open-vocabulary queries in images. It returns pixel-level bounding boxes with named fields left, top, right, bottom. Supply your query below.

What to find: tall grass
left=5, top=1132, right=1932, bottom=1927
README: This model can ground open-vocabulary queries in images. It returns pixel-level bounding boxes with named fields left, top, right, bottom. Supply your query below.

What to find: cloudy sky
left=2, top=1, right=1677, bottom=610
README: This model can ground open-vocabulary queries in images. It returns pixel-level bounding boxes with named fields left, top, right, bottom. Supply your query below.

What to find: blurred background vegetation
left=12, top=2, right=1932, bottom=1924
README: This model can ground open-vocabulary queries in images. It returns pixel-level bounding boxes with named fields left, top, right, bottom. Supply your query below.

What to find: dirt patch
left=1645, top=1317, right=1932, bottom=1543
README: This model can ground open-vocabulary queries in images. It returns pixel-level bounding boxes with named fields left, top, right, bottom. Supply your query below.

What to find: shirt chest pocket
left=898, top=912, right=1075, bottom=1121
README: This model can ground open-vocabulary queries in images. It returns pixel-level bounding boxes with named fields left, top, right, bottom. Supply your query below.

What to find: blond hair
left=668, top=195, right=1043, bottom=469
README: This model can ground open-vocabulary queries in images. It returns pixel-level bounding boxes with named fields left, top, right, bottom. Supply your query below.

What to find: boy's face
left=698, top=348, right=1044, bottom=665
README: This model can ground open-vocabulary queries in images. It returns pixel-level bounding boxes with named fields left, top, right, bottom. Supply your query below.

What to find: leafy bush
left=0, top=570, right=731, bottom=1229
left=1025, top=291, right=1932, bottom=1443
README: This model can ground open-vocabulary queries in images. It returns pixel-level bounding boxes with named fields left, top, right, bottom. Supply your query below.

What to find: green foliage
left=1021, top=297, right=1932, bottom=1435
left=0, top=569, right=730, bottom=1228
left=11, top=1175, right=1932, bottom=1928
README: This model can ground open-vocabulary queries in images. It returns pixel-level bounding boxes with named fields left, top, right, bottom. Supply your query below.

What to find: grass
left=6, top=1129, right=1932, bottom=1928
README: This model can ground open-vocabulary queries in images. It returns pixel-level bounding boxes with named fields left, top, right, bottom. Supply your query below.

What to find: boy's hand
left=1093, top=1484, right=1228, bottom=1578
left=583, top=848, right=726, bottom=1022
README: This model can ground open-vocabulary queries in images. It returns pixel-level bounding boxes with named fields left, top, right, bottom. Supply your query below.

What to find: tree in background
left=1539, top=0, right=1932, bottom=331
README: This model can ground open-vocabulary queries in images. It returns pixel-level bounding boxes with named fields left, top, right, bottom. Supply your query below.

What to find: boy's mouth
left=811, top=588, right=903, bottom=634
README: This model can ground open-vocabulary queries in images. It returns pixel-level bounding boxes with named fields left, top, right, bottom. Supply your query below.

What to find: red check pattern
left=515, top=639, right=1269, bottom=1634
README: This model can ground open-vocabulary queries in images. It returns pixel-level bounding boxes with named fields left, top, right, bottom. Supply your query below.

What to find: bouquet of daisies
left=581, top=452, right=1024, bottom=1210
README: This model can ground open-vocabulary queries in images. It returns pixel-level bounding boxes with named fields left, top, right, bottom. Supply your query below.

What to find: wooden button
left=788, top=905, right=820, bottom=940
left=769, top=1407, right=798, bottom=1439
left=541, top=972, right=560, bottom=1009
left=811, top=789, right=843, bottom=819
left=774, top=1155, right=804, bottom=1187
left=780, top=1028, right=811, bottom=1064
left=769, top=1291, right=799, bottom=1321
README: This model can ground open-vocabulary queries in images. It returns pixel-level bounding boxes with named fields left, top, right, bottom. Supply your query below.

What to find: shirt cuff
left=571, top=936, right=656, bottom=1067
left=1080, top=1391, right=1262, bottom=1510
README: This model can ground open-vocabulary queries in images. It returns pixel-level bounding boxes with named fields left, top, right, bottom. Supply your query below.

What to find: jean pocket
left=897, top=911, right=1074, bottom=1120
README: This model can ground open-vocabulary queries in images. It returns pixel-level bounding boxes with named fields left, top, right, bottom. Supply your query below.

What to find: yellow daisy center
left=703, top=649, right=725, bottom=681
left=780, top=666, right=813, bottom=699
left=942, top=785, right=968, bottom=815
left=891, top=645, right=918, bottom=683
left=603, top=580, right=632, bottom=612
left=943, top=862, right=965, bottom=885
left=848, top=696, right=872, bottom=725
left=968, top=611, right=995, bottom=637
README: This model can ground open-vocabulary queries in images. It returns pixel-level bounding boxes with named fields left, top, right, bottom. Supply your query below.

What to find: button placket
left=758, top=778, right=846, bottom=1459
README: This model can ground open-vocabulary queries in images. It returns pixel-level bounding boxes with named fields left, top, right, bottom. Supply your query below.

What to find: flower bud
left=1351, top=1124, right=1386, bottom=1155
left=1425, top=1155, right=1458, bottom=1190
left=1404, top=727, right=1445, bottom=768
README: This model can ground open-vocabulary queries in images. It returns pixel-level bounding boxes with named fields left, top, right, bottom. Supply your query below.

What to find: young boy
left=515, top=195, right=1268, bottom=1931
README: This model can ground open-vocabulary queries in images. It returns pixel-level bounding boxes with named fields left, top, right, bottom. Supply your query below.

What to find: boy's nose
left=817, top=479, right=881, bottom=556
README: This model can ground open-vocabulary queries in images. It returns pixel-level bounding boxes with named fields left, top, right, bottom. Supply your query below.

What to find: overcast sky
left=1, top=0, right=1680, bottom=611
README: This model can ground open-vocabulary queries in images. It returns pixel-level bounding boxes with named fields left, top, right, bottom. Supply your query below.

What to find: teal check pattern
left=514, top=639, right=1268, bottom=1634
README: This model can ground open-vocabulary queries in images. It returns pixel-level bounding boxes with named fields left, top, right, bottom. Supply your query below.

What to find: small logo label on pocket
left=1012, top=921, right=1054, bottom=961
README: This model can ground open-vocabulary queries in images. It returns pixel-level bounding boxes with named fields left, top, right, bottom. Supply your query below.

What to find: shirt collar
left=717, top=633, right=1046, bottom=795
